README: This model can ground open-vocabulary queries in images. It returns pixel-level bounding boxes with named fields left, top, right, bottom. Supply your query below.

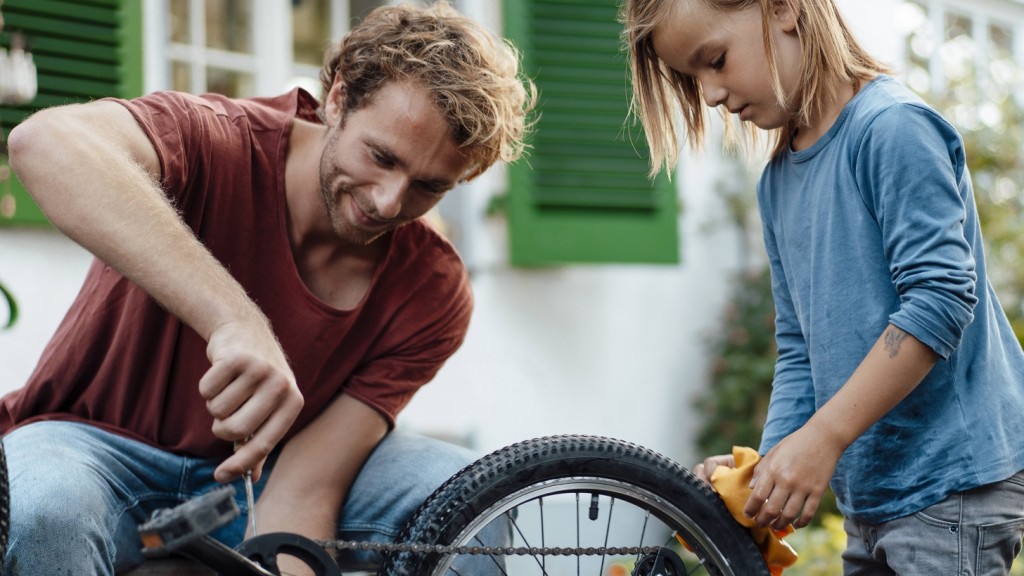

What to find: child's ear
left=772, top=0, right=799, bottom=34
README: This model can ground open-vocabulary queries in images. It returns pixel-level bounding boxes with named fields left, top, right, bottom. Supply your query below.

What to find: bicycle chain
left=315, top=539, right=663, bottom=557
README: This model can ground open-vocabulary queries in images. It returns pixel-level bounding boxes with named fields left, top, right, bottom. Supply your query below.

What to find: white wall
left=0, top=228, right=93, bottom=391
left=0, top=0, right=903, bottom=470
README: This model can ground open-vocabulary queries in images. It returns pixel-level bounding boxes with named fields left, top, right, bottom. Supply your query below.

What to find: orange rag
left=709, top=446, right=799, bottom=575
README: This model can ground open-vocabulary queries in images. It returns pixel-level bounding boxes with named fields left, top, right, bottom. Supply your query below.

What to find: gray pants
left=843, top=470, right=1024, bottom=575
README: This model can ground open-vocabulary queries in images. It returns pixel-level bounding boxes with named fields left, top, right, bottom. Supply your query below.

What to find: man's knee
left=373, top=432, right=476, bottom=503
left=5, top=427, right=141, bottom=575
left=340, top=432, right=479, bottom=536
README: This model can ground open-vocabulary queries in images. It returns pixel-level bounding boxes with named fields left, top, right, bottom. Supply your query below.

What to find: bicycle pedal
left=139, top=485, right=240, bottom=556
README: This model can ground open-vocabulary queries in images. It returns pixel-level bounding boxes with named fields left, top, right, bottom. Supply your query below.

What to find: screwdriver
left=234, top=438, right=258, bottom=538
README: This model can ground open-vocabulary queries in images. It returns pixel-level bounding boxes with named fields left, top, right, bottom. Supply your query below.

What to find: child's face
left=651, top=1, right=802, bottom=131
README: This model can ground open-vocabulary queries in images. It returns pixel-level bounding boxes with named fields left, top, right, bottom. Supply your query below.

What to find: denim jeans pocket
left=975, top=518, right=1024, bottom=576
left=914, top=492, right=963, bottom=529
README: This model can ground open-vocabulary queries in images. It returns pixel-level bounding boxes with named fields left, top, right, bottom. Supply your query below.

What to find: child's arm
left=758, top=209, right=817, bottom=451
left=743, top=323, right=939, bottom=529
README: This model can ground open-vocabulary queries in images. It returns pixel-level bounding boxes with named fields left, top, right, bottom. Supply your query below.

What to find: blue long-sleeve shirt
left=757, top=75, right=1024, bottom=523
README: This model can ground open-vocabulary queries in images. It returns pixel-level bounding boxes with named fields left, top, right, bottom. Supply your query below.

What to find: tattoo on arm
left=884, top=327, right=907, bottom=358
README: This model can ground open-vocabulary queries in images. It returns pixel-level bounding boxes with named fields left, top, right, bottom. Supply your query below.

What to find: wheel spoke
left=598, top=496, right=616, bottom=576
left=539, top=497, right=546, bottom=574
left=575, top=493, right=581, bottom=576
left=636, top=509, right=650, bottom=565
left=508, top=504, right=548, bottom=574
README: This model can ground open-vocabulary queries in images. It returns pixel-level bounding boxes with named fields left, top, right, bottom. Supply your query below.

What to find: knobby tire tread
left=380, top=434, right=769, bottom=576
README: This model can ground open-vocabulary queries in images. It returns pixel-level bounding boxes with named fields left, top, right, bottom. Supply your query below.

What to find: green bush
left=0, top=279, right=15, bottom=329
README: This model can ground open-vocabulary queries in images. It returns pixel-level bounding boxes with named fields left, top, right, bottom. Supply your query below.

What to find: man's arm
left=254, top=393, right=388, bottom=539
left=7, top=101, right=303, bottom=481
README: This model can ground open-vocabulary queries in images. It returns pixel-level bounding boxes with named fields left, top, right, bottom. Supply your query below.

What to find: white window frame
left=903, top=0, right=1024, bottom=94
left=143, top=0, right=356, bottom=97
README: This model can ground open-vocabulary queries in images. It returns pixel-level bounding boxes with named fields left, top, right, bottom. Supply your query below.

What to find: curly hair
left=621, top=0, right=889, bottom=175
left=319, top=1, right=536, bottom=180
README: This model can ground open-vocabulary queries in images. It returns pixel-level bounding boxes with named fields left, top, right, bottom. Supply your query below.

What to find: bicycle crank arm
left=237, top=533, right=343, bottom=576
left=176, top=534, right=277, bottom=576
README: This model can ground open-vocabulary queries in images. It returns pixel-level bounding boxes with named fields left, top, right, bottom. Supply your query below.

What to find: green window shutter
left=0, top=0, right=143, bottom=227
left=504, top=0, right=679, bottom=266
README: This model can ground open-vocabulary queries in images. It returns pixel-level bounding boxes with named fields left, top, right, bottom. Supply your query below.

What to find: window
left=153, top=0, right=393, bottom=99
left=166, top=0, right=254, bottom=96
left=899, top=0, right=1023, bottom=104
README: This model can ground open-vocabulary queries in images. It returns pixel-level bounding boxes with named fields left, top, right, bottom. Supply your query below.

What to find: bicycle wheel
left=381, top=435, right=769, bottom=576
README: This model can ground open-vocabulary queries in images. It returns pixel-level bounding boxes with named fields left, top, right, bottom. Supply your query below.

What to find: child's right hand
left=693, top=454, right=736, bottom=487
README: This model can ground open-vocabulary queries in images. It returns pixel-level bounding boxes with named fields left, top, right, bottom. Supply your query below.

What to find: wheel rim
left=431, top=476, right=739, bottom=575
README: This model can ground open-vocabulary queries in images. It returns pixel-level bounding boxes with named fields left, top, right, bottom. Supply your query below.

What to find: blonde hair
left=320, top=1, right=536, bottom=180
left=621, top=0, right=890, bottom=175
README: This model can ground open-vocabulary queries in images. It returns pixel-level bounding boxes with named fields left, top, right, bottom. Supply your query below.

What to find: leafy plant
left=935, top=86, right=1024, bottom=339
left=696, top=266, right=775, bottom=456
left=0, top=279, right=15, bottom=329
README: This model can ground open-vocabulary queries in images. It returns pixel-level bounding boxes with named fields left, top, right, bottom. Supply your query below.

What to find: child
left=622, top=0, right=1024, bottom=573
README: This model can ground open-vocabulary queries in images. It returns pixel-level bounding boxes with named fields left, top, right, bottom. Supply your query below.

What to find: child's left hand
left=742, top=422, right=843, bottom=530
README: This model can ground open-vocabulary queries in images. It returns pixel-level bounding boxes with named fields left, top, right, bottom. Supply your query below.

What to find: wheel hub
left=632, top=546, right=687, bottom=576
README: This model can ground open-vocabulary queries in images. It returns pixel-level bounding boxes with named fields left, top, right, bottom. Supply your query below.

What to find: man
left=0, top=2, right=533, bottom=574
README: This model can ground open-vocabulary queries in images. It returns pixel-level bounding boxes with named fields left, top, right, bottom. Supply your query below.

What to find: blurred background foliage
left=695, top=2, right=1024, bottom=572
left=0, top=279, right=15, bottom=330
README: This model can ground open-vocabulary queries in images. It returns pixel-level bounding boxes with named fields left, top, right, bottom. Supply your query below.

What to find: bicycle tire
left=380, top=435, right=769, bottom=576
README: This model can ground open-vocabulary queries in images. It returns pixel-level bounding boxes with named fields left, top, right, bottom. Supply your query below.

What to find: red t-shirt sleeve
left=344, top=234, right=474, bottom=424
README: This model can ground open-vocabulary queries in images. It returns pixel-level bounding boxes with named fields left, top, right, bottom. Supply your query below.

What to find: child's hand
left=693, top=454, right=736, bottom=487
left=742, top=424, right=842, bottom=530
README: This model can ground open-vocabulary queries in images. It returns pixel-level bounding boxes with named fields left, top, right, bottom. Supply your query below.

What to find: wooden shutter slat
left=4, top=14, right=118, bottom=45
left=504, top=0, right=679, bottom=265
left=12, top=0, right=117, bottom=25
left=34, top=55, right=119, bottom=82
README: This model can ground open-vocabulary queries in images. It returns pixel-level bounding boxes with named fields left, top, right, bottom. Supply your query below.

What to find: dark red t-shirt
left=0, top=89, right=473, bottom=457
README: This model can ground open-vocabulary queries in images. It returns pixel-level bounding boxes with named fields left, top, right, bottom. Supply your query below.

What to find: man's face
left=318, top=80, right=470, bottom=246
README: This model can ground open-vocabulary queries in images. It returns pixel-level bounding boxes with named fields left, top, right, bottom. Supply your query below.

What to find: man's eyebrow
left=364, top=137, right=458, bottom=190
left=420, top=178, right=457, bottom=192
left=366, top=138, right=400, bottom=166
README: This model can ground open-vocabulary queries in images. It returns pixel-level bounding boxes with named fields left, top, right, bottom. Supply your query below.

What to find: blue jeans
left=843, top=470, right=1024, bottom=575
left=2, top=420, right=496, bottom=575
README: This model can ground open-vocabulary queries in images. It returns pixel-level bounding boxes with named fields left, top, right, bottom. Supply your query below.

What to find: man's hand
left=693, top=454, right=736, bottom=486
left=742, top=422, right=842, bottom=530
left=200, top=320, right=304, bottom=483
